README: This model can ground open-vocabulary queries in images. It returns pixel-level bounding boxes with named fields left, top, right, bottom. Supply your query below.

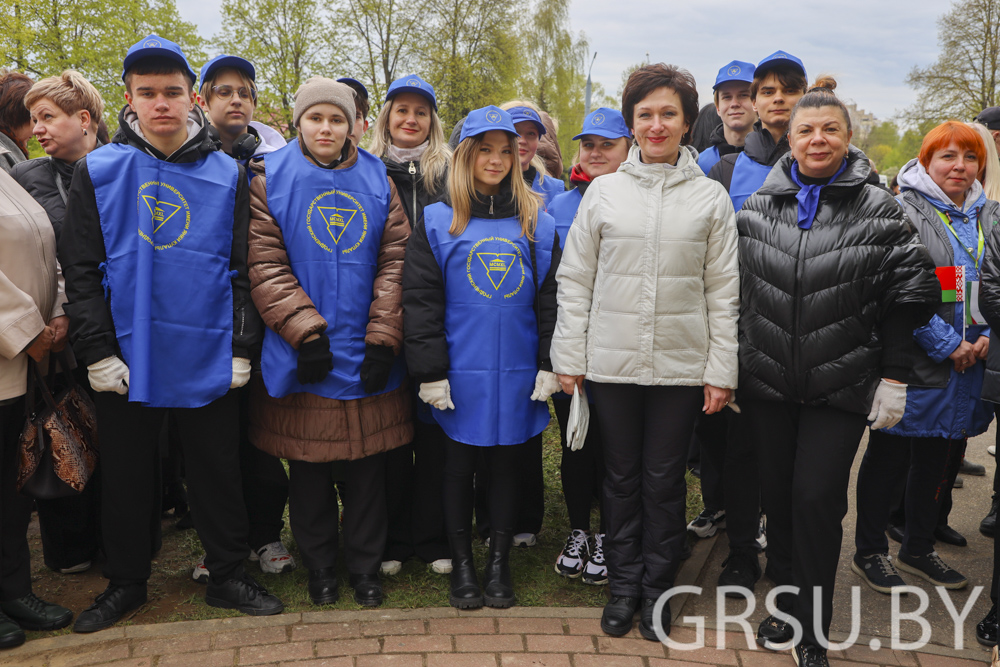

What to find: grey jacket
left=0, top=132, right=25, bottom=174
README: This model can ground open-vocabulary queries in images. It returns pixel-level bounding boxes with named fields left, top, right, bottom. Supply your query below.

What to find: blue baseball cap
left=572, top=108, right=630, bottom=140
left=337, top=77, right=369, bottom=101
left=459, top=106, right=519, bottom=142
left=122, top=35, right=197, bottom=84
left=713, top=60, right=755, bottom=90
left=507, top=106, right=546, bottom=136
left=200, top=55, right=256, bottom=88
left=386, top=75, right=436, bottom=109
left=755, top=50, right=806, bottom=81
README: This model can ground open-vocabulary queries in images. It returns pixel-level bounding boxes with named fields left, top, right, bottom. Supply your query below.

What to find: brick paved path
left=0, top=607, right=989, bottom=667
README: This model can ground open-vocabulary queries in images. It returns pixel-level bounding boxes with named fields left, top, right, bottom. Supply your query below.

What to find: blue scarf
left=790, top=158, right=848, bottom=230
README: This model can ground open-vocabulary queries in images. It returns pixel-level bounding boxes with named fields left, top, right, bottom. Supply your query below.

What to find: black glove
left=361, top=344, right=395, bottom=394
left=297, top=334, right=333, bottom=384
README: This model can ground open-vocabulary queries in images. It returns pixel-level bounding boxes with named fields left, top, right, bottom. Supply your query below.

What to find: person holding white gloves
left=735, top=81, right=938, bottom=667
left=402, top=106, right=561, bottom=610
left=59, top=36, right=281, bottom=632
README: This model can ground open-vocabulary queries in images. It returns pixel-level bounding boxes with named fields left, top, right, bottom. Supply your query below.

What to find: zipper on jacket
left=409, top=162, right=418, bottom=225
left=792, top=233, right=807, bottom=401
left=490, top=196, right=494, bottom=215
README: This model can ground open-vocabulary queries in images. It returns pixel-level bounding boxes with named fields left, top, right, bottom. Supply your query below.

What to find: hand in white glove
left=231, top=357, right=251, bottom=389
left=88, top=356, right=130, bottom=395
left=867, top=379, right=907, bottom=430
left=419, top=379, right=455, bottom=411
left=530, top=370, right=561, bottom=402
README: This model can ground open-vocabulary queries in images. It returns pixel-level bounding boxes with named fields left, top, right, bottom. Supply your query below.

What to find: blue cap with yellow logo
left=713, top=60, right=755, bottom=90
left=459, top=106, right=519, bottom=142
left=755, top=50, right=806, bottom=81
left=122, top=34, right=197, bottom=84
left=386, top=74, right=436, bottom=109
left=506, top=106, right=546, bottom=136
left=572, top=108, right=629, bottom=141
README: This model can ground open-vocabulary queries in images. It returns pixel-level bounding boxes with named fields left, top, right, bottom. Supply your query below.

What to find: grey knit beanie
left=292, top=77, right=356, bottom=127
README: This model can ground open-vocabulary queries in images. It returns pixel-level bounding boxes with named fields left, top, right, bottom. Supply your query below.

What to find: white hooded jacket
left=551, top=144, right=739, bottom=388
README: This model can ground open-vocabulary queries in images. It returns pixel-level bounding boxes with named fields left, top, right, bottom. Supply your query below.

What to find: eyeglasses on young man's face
left=212, top=85, right=257, bottom=103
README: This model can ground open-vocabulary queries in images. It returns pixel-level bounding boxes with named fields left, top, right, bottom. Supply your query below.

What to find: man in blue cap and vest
left=708, top=50, right=808, bottom=210
left=59, top=34, right=284, bottom=632
left=697, top=60, right=757, bottom=175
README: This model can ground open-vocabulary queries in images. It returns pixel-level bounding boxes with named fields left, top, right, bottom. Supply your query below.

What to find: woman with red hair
left=853, top=120, right=994, bottom=597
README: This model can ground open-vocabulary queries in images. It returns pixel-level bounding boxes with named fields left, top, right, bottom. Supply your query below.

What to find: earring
left=84, top=129, right=88, bottom=136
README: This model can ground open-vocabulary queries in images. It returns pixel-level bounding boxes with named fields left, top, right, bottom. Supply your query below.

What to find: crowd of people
left=0, top=35, right=999, bottom=667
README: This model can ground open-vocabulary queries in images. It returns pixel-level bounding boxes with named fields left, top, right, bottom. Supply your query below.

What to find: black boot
left=483, top=529, right=515, bottom=608
left=447, top=530, right=483, bottom=609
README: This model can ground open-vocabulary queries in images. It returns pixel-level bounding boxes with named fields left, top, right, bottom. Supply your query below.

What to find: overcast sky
left=177, top=0, right=946, bottom=125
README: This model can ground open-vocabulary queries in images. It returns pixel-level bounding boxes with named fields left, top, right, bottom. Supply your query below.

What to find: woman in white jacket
left=551, top=64, right=739, bottom=641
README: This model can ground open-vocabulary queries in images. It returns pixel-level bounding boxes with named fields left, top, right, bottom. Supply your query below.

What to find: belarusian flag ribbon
left=936, top=265, right=965, bottom=303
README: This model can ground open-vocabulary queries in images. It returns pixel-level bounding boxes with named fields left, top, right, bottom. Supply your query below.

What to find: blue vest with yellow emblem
left=532, top=170, right=565, bottom=210
left=547, top=188, right=582, bottom=252
left=728, top=151, right=774, bottom=211
left=698, top=145, right=721, bottom=175
left=87, top=143, right=237, bottom=408
left=422, top=202, right=553, bottom=446
left=260, top=141, right=405, bottom=400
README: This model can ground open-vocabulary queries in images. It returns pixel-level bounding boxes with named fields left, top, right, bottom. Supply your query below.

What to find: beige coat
left=551, top=145, right=739, bottom=389
left=0, top=169, right=65, bottom=400
left=247, top=144, right=413, bottom=462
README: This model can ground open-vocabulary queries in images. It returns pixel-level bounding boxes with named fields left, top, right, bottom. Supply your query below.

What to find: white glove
left=419, top=379, right=455, bottom=411
left=530, top=370, right=561, bottom=402
left=88, top=356, right=130, bottom=395
left=231, top=357, right=251, bottom=388
left=867, top=379, right=907, bottom=430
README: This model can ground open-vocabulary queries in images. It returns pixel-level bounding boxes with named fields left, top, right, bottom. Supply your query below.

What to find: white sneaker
left=990, top=445, right=997, bottom=457
left=381, top=559, right=402, bottom=576
left=555, top=529, right=589, bottom=577
left=430, top=558, right=453, bottom=574
left=249, top=541, right=296, bottom=574
left=581, top=533, right=608, bottom=585
left=513, top=532, right=537, bottom=547
left=756, top=514, right=768, bottom=552
left=192, top=554, right=209, bottom=584
left=686, top=508, right=726, bottom=538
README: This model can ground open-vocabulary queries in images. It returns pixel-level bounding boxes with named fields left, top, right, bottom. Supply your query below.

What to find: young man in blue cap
left=338, top=76, right=370, bottom=144
left=59, top=35, right=283, bottom=632
left=697, top=60, right=757, bottom=174
left=194, top=53, right=294, bottom=583
left=708, top=50, right=808, bottom=210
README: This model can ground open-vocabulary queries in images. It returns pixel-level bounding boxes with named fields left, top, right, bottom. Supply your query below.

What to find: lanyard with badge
left=936, top=209, right=986, bottom=333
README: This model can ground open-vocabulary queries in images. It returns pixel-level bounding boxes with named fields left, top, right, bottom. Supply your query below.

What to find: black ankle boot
left=483, top=529, right=515, bottom=608
left=447, top=530, right=483, bottom=609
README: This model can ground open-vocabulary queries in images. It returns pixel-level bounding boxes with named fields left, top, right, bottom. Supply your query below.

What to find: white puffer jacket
left=551, top=144, right=739, bottom=388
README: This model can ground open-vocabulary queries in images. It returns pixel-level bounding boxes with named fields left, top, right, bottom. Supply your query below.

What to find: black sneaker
left=1, top=592, right=72, bottom=631
left=793, top=642, right=829, bottom=667
left=982, top=494, right=998, bottom=538
left=554, top=529, right=589, bottom=578
left=74, top=583, right=147, bottom=633
left=979, top=603, right=998, bottom=647
left=851, top=552, right=905, bottom=595
left=757, top=614, right=794, bottom=651
left=896, top=550, right=968, bottom=589
left=687, top=508, right=726, bottom=538
left=717, top=547, right=761, bottom=597
left=206, top=573, right=284, bottom=615
left=581, top=533, right=608, bottom=585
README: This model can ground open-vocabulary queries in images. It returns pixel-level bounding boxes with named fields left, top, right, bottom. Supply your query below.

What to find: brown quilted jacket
left=246, top=143, right=413, bottom=462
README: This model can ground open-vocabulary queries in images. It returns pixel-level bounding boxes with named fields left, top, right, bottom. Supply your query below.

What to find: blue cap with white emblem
left=385, top=74, right=436, bottom=109
left=122, top=34, right=197, bottom=84
left=713, top=60, right=755, bottom=90
left=506, top=106, right=547, bottom=136
left=572, top=107, right=630, bottom=140
left=459, top=106, right=520, bottom=142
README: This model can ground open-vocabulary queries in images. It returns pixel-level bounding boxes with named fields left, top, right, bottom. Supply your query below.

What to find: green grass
left=163, top=403, right=704, bottom=620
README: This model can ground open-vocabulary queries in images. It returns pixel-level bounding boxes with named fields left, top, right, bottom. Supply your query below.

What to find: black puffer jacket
left=737, top=146, right=939, bottom=414
left=382, top=157, right=447, bottom=230
left=10, top=156, right=79, bottom=241
left=976, top=201, right=1000, bottom=402
left=59, top=106, right=261, bottom=366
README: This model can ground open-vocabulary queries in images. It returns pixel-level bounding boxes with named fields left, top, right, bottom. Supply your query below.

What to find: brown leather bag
left=17, top=355, right=99, bottom=499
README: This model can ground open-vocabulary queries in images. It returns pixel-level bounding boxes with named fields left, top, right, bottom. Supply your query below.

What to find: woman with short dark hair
left=552, top=63, right=739, bottom=641
left=0, top=72, right=34, bottom=173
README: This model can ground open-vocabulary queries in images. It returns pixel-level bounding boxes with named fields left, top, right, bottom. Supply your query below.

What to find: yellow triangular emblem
left=317, top=207, right=357, bottom=244
left=476, top=253, right=517, bottom=290
left=142, top=195, right=182, bottom=233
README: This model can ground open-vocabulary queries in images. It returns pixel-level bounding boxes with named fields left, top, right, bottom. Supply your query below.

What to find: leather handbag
left=17, top=354, right=99, bottom=499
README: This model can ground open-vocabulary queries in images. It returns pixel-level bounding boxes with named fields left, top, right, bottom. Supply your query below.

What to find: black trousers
left=0, top=399, right=32, bottom=601
left=236, top=386, right=288, bottom=550
left=444, top=439, right=522, bottom=535
left=743, top=400, right=866, bottom=647
left=288, top=453, right=385, bottom=574
left=96, top=390, right=248, bottom=585
left=855, top=431, right=954, bottom=558
left=383, top=421, right=449, bottom=562
left=474, top=433, right=544, bottom=538
left=553, top=397, right=605, bottom=533
left=696, top=410, right=759, bottom=550
left=591, top=383, right=702, bottom=599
